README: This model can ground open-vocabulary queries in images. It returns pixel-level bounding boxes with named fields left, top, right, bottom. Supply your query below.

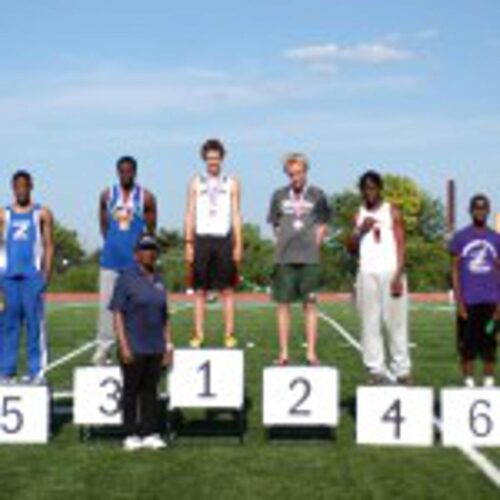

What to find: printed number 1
left=198, top=361, right=216, bottom=398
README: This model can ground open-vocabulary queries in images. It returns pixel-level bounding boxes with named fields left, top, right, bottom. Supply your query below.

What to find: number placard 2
left=169, top=349, right=244, bottom=409
left=356, top=386, right=434, bottom=446
left=0, top=385, right=50, bottom=444
left=441, top=388, right=500, bottom=447
left=263, top=366, right=339, bottom=427
left=73, top=367, right=123, bottom=426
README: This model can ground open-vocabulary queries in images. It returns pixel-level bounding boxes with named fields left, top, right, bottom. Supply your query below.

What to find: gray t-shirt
left=267, top=185, right=331, bottom=264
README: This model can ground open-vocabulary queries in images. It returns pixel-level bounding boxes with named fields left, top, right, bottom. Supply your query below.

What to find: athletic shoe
left=20, top=374, right=46, bottom=386
left=307, top=357, right=321, bottom=367
left=123, top=436, right=143, bottom=451
left=483, top=376, right=495, bottom=388
left=0, top=376, right=17, bottom=385
left=273, top=357, right=289, bottom=367
left=367, top=374, right=387, bottom=386
left=464, top=377, right=475, bottom=388
left=396, top=375, right=414, bottom=386
left=224, top=335, right=238, bottom=349
left=141, top=434, right=167, bottom=450
left=92, top=349, right=111, bottom=366
left=189, top=335, right=204, bottom=349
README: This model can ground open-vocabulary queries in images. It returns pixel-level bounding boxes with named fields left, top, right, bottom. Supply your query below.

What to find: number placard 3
left=73, top=367, right=123, bottom=426
left=169, top=349, right=244, bottom=410
left=263, top=366, right=339, bottom=427
left=441, top=388, right=500, bottom=447
left=0, top=385, right=50, bottom=444
left=356, top=386, right=434, bottom=447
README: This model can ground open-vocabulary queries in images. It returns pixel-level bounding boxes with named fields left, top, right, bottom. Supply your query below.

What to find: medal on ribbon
left=290, top=186, right=306, bottom=231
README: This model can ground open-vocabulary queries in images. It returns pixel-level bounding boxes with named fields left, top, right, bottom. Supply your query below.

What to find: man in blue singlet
left=0, top=171, right=54, bottom=384
left=93, top=156, right=157, bottom=365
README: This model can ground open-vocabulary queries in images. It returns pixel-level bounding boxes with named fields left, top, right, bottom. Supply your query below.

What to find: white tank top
left=356, top=202, right=398, bottom=274
left=195, top=173, right=233, bottom=237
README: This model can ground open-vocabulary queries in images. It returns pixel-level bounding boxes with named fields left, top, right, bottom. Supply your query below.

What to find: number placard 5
left=263, top=366, right=339, bottom=427
left=0, top=385, right=49, bottom=444
left=356, top=386, right=434, bottom=447
left=169, top=349, right=244, bottom=410
left=73, top=367, right=123, bottom=426
left=441, top=388, right=500, bottom=447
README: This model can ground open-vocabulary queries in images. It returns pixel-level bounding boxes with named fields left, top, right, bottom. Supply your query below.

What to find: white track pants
left=95, top=268, right=119, bottom=355
left=356, top=272, right=411, bottom=378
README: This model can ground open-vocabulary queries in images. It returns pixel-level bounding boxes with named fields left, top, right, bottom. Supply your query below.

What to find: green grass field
left=1, top=301, right=499, bottom=500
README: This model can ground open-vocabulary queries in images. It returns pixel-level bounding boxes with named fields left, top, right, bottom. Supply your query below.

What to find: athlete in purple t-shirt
left=449, top=194, right=500, bottom=388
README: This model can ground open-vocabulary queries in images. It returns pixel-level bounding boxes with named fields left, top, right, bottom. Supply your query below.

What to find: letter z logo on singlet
left=12, top=221, right=30, bottom=241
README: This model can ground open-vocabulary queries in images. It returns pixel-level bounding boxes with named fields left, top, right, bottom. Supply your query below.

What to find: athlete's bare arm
left=451, top=254, right=467, bottom=319
left=391, top=206, right=406, bottom=297
left=0, top=207, right=5, bottom=242
left=184, top=178, right=197, bottom=264
left=40, top=207, right=55, bottom=282
left=99, top=189, right=109, bottom=239
left=143, top=190, right=157, bottom=233
left=231, top=178, right=243, bottom=265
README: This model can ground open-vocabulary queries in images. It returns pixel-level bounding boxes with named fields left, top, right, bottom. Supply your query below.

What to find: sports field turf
left=1, top=301, right=499, bottom=500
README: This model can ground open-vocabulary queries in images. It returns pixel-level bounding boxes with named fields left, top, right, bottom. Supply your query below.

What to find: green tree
left=53, top=221, right=86, bottom=273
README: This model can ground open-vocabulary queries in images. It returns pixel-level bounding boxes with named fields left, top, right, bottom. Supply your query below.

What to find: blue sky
left=0, top=0, right=499, bottom=248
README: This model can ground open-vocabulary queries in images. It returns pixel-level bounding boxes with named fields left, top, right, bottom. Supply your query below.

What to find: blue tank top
left=4, top=205, right=43, bottom=278
left=100, top=184, right=146, bottom=270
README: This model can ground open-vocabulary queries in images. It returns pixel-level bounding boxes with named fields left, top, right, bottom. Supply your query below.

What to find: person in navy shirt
left=109, top=234, right=172, bottom=451
left=93, top=156, right=157, bottom=366
left=449, top=194, right=500, bottom=388
left=0, top=171, right=54, bottom=384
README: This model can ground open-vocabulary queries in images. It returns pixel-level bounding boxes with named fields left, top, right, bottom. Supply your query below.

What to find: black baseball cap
left=135, top=234, right=159, bottom=252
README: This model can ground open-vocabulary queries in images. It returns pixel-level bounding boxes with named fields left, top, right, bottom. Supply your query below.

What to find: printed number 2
left=99, top=378, right=122, bottom=417
left=289, top=378, right=312, bottom=416
left=382, top=399, right=405, bottom=439
left=198, top=361, right=216, bottom=398
left=0, top=396, right=24, bottom=434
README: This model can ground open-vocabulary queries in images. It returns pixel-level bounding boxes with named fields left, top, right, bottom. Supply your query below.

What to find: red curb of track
left=46, top=292, right=451, bottom=304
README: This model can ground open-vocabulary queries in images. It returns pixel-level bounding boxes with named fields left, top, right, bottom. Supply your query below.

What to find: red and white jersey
left=194, top=173, right=234, bottom=237
left=356, top=202, right=398, bottom=274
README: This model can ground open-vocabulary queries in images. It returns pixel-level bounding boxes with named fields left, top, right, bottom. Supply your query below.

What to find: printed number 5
left=0, top=396, right=24, bottom=434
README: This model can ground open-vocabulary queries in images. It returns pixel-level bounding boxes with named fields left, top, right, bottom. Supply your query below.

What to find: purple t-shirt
left=449, top=225, right=500, bottom=305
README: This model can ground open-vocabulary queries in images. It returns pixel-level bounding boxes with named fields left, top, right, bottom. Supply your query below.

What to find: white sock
left=464, top=377, right=475, bottom=388
left=483, top=376, right=495, bottom=388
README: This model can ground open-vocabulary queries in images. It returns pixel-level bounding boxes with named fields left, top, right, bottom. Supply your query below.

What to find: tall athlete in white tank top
left=184, top=139, right=243, bottom=349
left=347, top=171, right=411, bottom=384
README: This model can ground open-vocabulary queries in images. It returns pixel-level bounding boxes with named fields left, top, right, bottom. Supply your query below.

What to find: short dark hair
left=12, top=170, right=33, bottom=184
left=200, top=139, right=226, bottom=160
left=359, top=170, right=384, bottom=190
left=470, top=193, right=490, bottom=211
left=116, top=156, right=138, bottom=172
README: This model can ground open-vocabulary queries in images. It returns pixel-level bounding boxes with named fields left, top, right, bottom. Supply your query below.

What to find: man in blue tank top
left=93, top=156, right=157, bottom=365
left=0, top=171, right=54, bottom=384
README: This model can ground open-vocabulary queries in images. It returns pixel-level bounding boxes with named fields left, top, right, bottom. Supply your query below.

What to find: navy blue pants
left=0, top=274, right=47, bottom=378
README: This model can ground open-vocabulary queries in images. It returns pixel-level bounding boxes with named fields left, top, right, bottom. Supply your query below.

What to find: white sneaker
left=141, top=434, right=167, bottom=450
left=92, top=349, right=111, bottom=367
left=123, top=436, right=142, bottom=451
left=0, top=376, right=17, bottom=385
left=483, top=376, right=495, bottom=388
left=464, top=377, right=475, bottom=388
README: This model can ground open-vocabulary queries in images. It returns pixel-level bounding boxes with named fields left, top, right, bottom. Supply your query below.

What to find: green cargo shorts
left=272, top=264, right=321, bottom=304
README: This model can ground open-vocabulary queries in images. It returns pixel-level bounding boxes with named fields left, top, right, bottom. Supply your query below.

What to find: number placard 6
left=73, top=367, right=123, bottom=426
left=441, top=388, right=500, bottom=447
left=356, top=386, right=434, bottom=447
left=0, top=385, right=49, bottom=444
left=263, top=366, right=339, bottom=427
left=169, top=349, right=244, bottom=410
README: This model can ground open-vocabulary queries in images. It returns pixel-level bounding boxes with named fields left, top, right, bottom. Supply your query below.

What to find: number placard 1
left=356, top=386, right=434, bottom=446
left=0, top=385, right=50, bottom=444
left=73, top=367, right=123, bottom=426
left=263, top=366, right=339, bottom=427
left=441, top=388, right=500, bottom=447
left=169, top=349, right=244, bottom=409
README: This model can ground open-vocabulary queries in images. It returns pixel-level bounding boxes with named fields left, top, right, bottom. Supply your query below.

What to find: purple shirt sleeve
left=449, top=232, right=461, bottom=256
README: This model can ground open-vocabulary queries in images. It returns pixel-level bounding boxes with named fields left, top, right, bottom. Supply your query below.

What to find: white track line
left=318, top=308, right=500, bottom=489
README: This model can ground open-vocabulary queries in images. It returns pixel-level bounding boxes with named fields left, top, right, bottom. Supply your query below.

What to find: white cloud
left=284, top=41, right=414, bottom=71
left=383, top=29, right=439, bottom=43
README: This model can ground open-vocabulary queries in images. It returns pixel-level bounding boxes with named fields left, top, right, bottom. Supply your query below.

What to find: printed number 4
left=382, top=399, right=405, bottom=439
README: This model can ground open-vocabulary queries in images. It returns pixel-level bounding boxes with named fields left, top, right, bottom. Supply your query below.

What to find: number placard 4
left=0, top=385, right=50, bottom=444
left=263, top=366, right=339, bottom=427
left=73, top=367, right=123, bottom=426
left=441, top=388, right=500, bottom=447
left=169, top=349, right=244, bottom=409
left=356, top=386, right=434, bottom=447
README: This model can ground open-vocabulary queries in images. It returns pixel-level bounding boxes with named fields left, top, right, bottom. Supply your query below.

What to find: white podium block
left=357, top=386, right=434, bottom=446
left=73, top=366, right=123, bottom=426
left=263, top=366, right=339, bottom=427
left=0, top=385, right=50, bottom=444
left=169, top=349, right=244, bottom=409
left=441, top=388, right=500, bottom=447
